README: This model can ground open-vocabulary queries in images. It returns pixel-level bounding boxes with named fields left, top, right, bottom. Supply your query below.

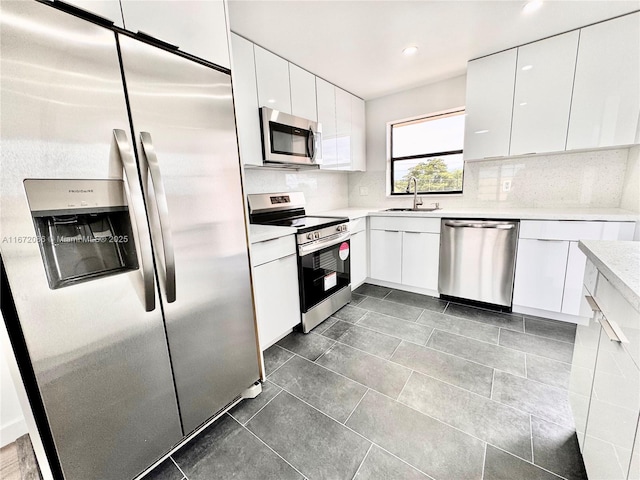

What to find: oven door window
left=299, top=239, right=350, bottom=312
left=270, top=122, right=310, bottom=157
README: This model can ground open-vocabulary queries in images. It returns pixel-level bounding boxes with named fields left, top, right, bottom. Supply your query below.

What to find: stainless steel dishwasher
left=439, top=219, right=519, bottom=309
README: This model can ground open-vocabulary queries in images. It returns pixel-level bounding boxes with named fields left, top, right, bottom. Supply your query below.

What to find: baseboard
left=1, top=417, right=28, bottom=447
left=512, top=304, right=589, bottom=325
left=364, top=278, right=439, bottom=298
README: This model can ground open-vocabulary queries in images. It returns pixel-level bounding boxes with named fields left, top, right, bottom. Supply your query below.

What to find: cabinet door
left=350, top=230, right=368, bottom=288
left=62, top=0, right=124, bottom=26
left=230, top=34, right=262, bottom=166
left=351, top=95, right=366, bottom=171
left=582, top=325, right=640, bottom=480
left=567, top=12, right=640, bottom=150
left=369, top=230, right=402, bottom=283
left=463, top=49, right=517, bottom=160
left=289, top=64, right=317, bottom=121
left=254, top=45, right=291, bottom=114
left=253, top=254, right=301, bottom=349
left=316, top=78, right=337, bottom=169
left=120, top=1, right=230, bottom=67
left=401, top=232, right=439, bottom=291
left=335, top=87, right=352, bottom=170
left=561, top=241, right=588, bottom=315
left=569, top=303, right=602, bottom=447
left=510, top=31, right=579, bottom=155
left=513, top=239, right=569, bottom=312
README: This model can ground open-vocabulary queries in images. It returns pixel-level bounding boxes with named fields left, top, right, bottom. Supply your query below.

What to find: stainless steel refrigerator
left=0, top=2, right=260, bottom=479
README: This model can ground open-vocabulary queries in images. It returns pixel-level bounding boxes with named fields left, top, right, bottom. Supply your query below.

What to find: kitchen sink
left=383, top=207, right=442, bottom=212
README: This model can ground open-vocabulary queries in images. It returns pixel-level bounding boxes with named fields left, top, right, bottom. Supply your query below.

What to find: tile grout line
left=490, top=369, right=496, bottom=400
left=229, top=415, right=310, bottom=480
left=481, top=442, right=487, bottom=480
left=266, top=351, right=297, bottom=378
left=239, top=389, right=283, bottom=426
left=529, top=415, right=535, bottom=465
left=424, top=327, right=435, bottom=347
left=349, top=443, right=373, bottom=480
left=395, top=370, right=414, bottom=401
left=344, top=388, right=370, bottom=425
left=170, top=456, right=188, bottom=480
left=490, top=444, right=568, bottom=480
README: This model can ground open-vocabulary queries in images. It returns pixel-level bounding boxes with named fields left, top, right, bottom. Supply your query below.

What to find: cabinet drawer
left=520, top=221, right=606, bottom=241
left=251, top=235, right=296, bottom=267
left=350, top=217, right=366, bottom=234
left=370, top=216, right=440, bottom=233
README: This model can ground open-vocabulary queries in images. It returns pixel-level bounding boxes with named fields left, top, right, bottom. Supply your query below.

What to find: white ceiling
left=228, top=0, right=639, bottom=100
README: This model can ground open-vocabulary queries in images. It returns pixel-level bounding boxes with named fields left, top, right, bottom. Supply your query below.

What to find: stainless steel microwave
left=260, top=106, right=321, bottom=168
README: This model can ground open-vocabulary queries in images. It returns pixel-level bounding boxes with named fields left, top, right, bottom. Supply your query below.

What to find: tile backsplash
left=349, top=148, right=632, bottom=209
left=242, top=168, right=349, bottom=213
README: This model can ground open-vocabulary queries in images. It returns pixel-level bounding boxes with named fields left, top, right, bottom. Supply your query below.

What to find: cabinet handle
left=536, top=239, right=564, bottom=242
left=584, top=295, right=629, bottom=344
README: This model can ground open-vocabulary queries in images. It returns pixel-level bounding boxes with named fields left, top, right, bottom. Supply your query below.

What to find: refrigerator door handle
left=140, top=132, right=176, bottom=303
left=112, top=129, right=156, bottom=311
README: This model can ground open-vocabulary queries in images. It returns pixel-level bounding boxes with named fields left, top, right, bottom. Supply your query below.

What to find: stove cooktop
left=263, top=215, right=347, bottom=234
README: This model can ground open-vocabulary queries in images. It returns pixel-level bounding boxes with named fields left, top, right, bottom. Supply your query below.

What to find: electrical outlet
left=359, top=187, right=369, bottom=196
left=502, top=180, right=511, bottom=192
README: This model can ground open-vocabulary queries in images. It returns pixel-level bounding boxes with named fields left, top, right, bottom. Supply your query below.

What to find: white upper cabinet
left=335, top=88, right=352, bottom=170
left=510, top=31, right=579, bottom=155
left=289, top=64, right=317, bottom=122
left=62, top=0, right=124, bottom=26
left=464, top=48, right=517, bottom=160
left=567, top=12, right=640, bottom=150
left=351, top=96, right=366, bottom=171
left=120, top=0, right=230, bottom=68
left=316, top=78, right=337, bottom=169
left=254, top=46, right=291, bottom=113
left=230, top=34, right=262, bottom=167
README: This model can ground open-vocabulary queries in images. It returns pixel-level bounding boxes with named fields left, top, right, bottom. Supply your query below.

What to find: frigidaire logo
left=69, top=189, right=93, bottom=193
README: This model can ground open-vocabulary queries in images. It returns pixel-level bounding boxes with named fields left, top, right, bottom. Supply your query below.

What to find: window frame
left=389, top=108, right=465, bottom=196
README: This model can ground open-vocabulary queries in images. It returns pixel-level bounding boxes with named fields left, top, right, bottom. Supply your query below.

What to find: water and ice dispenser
left=24, top=179, right=139, bottom=289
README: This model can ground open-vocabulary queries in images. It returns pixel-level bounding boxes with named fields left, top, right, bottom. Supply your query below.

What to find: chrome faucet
left=406, top=176, right=423, bottom=210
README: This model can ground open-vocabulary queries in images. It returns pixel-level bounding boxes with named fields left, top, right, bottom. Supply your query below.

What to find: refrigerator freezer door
left=0, top=2, right=182, bottom=479
left=118, top=36, right=260, bottom=433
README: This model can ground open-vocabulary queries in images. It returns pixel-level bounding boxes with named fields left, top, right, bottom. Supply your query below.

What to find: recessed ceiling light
left=267, top=99, right=276, bottom=104
left=522, top=65, right=533, bottom=71
left=402, top=46, right=418, bottom=56
left=475, top=130, right=489, bottom=134
left=522, top=0, right=543, bottom=14
left=520, top=102, right=528, bottom=106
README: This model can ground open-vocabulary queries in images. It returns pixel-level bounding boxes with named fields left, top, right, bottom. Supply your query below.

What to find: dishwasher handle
left=443, top=220, right=516, bottom=230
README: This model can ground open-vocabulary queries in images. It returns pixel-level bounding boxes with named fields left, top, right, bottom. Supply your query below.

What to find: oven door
left=298, top=232, right=350, bottom=313
left=260, top=107, right=321, bottom=166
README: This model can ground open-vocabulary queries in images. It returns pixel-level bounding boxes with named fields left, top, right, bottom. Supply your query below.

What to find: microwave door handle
left=112, top=129, right=155, bottom=312
left=140, top=132, right=176, bottom=303
left=308, top=127, right=316, bottom=161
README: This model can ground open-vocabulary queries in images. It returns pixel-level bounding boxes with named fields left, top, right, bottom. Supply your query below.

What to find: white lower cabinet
left=369, top=229, right=402, bottom=284
left=513, top=221, right=635, bottom=319
left=349, top=218, right=368, bottom=288
left=513, top=239, right=569, bottom=312
left=401, top=232, right=439, bottom=290
left=251, top=236, right=301, bottom=352
left=369, top=216, right=440, bottom=293
left=571, top=259, right=640, bottom=480
left=253, top=254, right=300, bottom=348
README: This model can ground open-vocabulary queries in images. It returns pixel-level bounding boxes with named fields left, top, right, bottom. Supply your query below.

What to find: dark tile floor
left=145, top=284, right=587, bottom=480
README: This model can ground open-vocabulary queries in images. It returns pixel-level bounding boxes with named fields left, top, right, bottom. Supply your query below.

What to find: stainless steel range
left=248, top=192, right=351, bottom=332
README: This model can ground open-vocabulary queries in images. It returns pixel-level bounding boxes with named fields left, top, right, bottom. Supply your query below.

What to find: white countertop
left=366, top=207, right=639, bottom=221
left=249, top=224, right=297, bottom=243
left=579, top=240, right=640, bottom=312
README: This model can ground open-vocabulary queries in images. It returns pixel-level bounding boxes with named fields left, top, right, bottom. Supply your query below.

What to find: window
left=390, top=109, right=465, bottom=195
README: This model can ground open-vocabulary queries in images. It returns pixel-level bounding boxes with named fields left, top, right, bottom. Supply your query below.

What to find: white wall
left=348, top=75, right=634, bottom=210
left=1, top=339, right=27, bottom=446
left=243, top=168, right=349, bottom=213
